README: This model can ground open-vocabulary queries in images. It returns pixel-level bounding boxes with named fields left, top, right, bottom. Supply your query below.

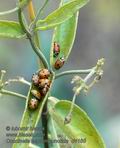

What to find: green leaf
left=49, top=98, right=106, bottom=148
left=12, top=75, right=55, bottom=148
left=50, top=0, right=80, bottom=70
left=36, top=0, right=89, bottom=30
left=0, top=21, right=25, bottom=38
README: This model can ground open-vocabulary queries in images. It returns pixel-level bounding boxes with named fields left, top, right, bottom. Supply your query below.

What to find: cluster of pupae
left=53, top=42, right=65, bottom=70
left=28, top=42, right=65, bottom=110
left=28, top=69, right=51, bottom=110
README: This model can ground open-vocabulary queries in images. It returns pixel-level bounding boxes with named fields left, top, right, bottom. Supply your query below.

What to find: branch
left=0, top=70, right=6, bottom=86
left=0, top=89, right=26, bottom=99
left=55, top=69, right=92, bottom=79
left=4, top=77, right=31, bottom=86
left=42, top=102, right=49, bottom=148
left=0, top=0, right=31, bottom=16
left=18, top=8, right=49, bottom=69
left=64, top=68, right=96, bottom=124
left=64, top=58, right=105, bottom=124
left=18, top=3, right=49, bottom=148
left=0, top=7, right=18, bottom=16
left=31, top=0, right=49, bottom=30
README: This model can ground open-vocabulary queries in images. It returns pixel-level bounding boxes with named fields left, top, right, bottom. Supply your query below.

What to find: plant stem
left=65, top=67, right=96, bottom=124
left=27, top=1, right=39, bottom=44
left=4, top=77, right=31, bottom=86
left=18, top=9, right=49, bottom=69
left=0, top=89, right=26, bottom=99
left=0, top=0, right=31, bottom=16
left=84, top=67, right=96, bottom=82
left=27, top=2, right=49, bottom=148
left=67, top=91, right=78, bottom=117
left=29, top=37, right=49, bottom=69
left=28, top=1, right=46, bottom=69
left=0, top=70, right=6, bottom=85
left=27, top=1, right=40, bottom=52
left=0, top=7, right=18, bottom=16
left=27, top=1, right=36, bottom=21
left=31, top=0, right=49, bottom=30
left=55, top=69, right=92, bottom=79
left=42, top=102, right=49, bottom=148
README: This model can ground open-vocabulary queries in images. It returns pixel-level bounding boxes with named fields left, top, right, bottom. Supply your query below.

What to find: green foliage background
left=0, top=0, right=120, bottom=147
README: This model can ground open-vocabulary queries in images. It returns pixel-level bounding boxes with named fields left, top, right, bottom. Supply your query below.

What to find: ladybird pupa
left=38, top=69, right=50, bottom=79
left=54, top=57, right=65, bottom=70
left=53, top=42, right=60, bottom=57
left=28, top=98, right=39, bottom=110
left=39, top=79, right=51, bottom=89
left=31, top=89, right=41, bottom=100
left=32, top=74, right=39, bottom=86
left=40, top=86, right=49, bottom=96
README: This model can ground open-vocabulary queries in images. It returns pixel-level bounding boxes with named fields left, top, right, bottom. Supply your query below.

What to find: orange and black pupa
left=31, top=89, right=41, bottom=100
left=28, top=98, right=39, bottom=110
left=38, top=69, right=50, bottom=79
left=32, top=74, right=39, bottom=86
left=53, top=42, right=60, bottom=57
left=54, top=57, right=65, bottom=70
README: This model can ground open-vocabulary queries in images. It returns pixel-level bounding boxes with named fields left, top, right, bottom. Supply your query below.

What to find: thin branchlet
left=30, top=0, right=49, bottom=30
left=0, top=70, right=28, bottom=99
left=0, top=89, right=26, bottom=99
left=18, top=8, right=49, bottom=69
left=0, top=0, right=31, bottom=16
left=4, top=77, right=31, bottom=86
left=18, top=3, right=50, bottom=148
left=55, top=69, right=92, bottom=79
left=64, top=58, right=105, bottom=124
left=0, top=7, right=18, bottom=16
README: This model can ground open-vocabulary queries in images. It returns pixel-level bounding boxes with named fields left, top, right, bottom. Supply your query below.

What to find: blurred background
left=0, top=0, right=120, bottom=147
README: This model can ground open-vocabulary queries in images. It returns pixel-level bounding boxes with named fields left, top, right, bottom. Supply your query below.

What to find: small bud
left=95, top=70, right=103, bottom=81
left=95, top=75, right=102, bottom=81
left=32, top=74, right=39, bottom=86
left=1, top=70, right=6, bottom=74
left=64, top=114, right=71, bottom=124
left=83, top=86, right=89, bottom=95
left=97, top=58, right=105, bottom=66
left=71, top=75, right=81, bottom=84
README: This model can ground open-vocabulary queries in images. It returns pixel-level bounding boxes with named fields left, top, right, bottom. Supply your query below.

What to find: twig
left=18, top=9, right=49, bottom=69
left=27, top=2, right=50, bottom=148
left=31, top=0, right=49, bottom=30
left=42, top=102, right=49, bottom=148
left=0, top=0, right=31, bottom=16
left=64, top=58, right=105, bottom=124
left=64, top=68, right=96, bottom=124
left=0, top=70, right=6, bottom=84
left=18, top=3, right=50, bottom=148
left=4, top=77, right=31, bottom=86
left=55, top=69, right=92, bottom=79
left=0, top=7, right=18, bottom=16
left=0, top=89, right=26, bottom=99
left=27, top=0, right=41, bottom=49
